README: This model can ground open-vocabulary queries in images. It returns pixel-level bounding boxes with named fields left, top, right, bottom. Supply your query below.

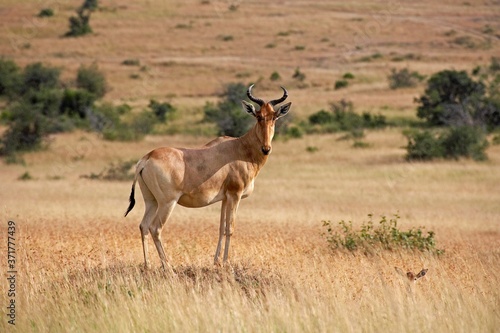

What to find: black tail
left=124, top=184, right=135, bottom=217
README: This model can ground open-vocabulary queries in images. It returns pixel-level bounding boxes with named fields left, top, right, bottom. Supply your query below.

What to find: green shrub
left=285, top=126, right=303, bottom=139
left=25, top=88, right=62, bottom=118
left=0, top=58, right=22, bottom=99
left=88, top=103, right=125, bottom=133
left=388, top=68, right=424, bottom=89
left=122, top=59, right=140, bottom=66
left=148, top=99, right=176, bottom=122
left=1, top=102, right=50, bottom=155
left=292, top=67, right=306, bottom=81
left=405, top=126, right=488, bottom=161
left=309, top=110, right=334, bottom=125
left=404, top=130, right=443, bottom=161
left=334, top=79, right=349, bottom=90
left=490, top=57, right=500, bottom=72
left=60, top=89, right=96, bottom=118
left=308, top=100, right=386, bottom=133
left=322, top=213, right=443, bottom=255
left=203, top=82, right=253, bottom=137
left=270, top=71, right=281, bottom=81
left=38, top=8, right=54, bottom=17
left=416, top=70, right=485, bottom=126
left=76, top=63, right=107, bottom=98
left=101, top=108, right=155, bottom=142
left=21, top=62, right=61, bottom=94
left=18, top=171, right=34, bottom=181
left=66, top=1, right=97, bottom=37
left=352, top=140, right=370, bottom=148
left=440, top=126, right=488, bottom=161
left=343, top=72, right=355, bottom=79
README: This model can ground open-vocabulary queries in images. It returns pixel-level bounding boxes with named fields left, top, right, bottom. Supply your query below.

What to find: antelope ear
left=276, top=102, right=291, bottom=119
left=242, top=100, right=257, bottom=117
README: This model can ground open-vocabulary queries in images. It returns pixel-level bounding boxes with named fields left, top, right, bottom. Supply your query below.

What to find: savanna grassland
left=1, top=0, right=500, bottom=332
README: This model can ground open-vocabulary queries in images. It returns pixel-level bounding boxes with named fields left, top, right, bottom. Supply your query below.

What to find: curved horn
left=269, top=86, right=288, bottom=106
left=247, top=84, right=264, bottom=107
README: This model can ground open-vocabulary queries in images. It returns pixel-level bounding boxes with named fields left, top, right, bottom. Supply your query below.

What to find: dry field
left=1, top=0, right=500, bottom=332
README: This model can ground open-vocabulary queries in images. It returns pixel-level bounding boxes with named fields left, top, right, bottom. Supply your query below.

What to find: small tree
left=203, top=82, right=254, bottom=137
left=388, top=68, right=424, bottom=89
left=0, top=58, right=22, bottom=99
left=21, top=62, right=61, bottom=94
left=76, top=63, right=107, bottom=98
left=65, top=0, right=98, bottom=37
left=416, top=70, right=485, bottom=126
left=1, top=102, right=50, bottom=155
left=148, top=100, right=176, bottom=122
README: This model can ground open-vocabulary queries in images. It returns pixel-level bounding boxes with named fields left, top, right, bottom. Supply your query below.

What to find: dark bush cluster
left=407, top=59, right=500, bottom=161
left=202, top=82, right=295, bottom=138
left=66, top=0, right=98, bottom=37
left=38, top=8, right=54, bottom=17
left=203, top=82, right=254, bottom=137
left=388, top=68, right=425, bottom=89
left=308, top=99, right=387, bottom=133
left=0, top=59, right=167, bottom=157
left=405, top=126, right=488, bottom=161
left=149, top=99, right=176, bottom=122
left=415, top=67, right=499, bottom=129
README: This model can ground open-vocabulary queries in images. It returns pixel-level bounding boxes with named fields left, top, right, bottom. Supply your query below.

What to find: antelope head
left=242, top=84, right=292, bottom=155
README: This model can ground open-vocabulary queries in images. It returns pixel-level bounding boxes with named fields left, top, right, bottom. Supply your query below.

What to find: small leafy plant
left=322, top=213, right=443, bottom=255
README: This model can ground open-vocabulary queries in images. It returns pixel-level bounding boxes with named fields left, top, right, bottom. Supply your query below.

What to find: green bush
left=121, top=59, right=140, bottom=66
left=284, top=126, right=303, bottom=139
left=343, top=72, right=355, bottom=79
left=388, top=68, right=424, bottom=89
left=323, top=213, right=443, bottom=255
left=308, top=100, right=386, bottom=133
left=98, top=105, right=155, bottom=142
left=203, top=82, right=254, bottom=137
left=309, top=110, right=334, bottom=125
left=416, top=70, right=485, bottom=126
left=60, top=89, right=96, bottom=118
left=440, top=126, right=488, bottom=161
left=25, top=88, right=62, bottom=118
left=21, top=62, right=61, bottom=94
left=0, top=59, right=151, bottom=156
left=404, top=130, right=443, bottom=161
left=18, top=171, right=34, bottom=181
left=148, top=99, right=176, bottom=122
left=0, top=58, right=22, bottom=99
left=38, top=8, right=54, bottom=17
left=405, top=126, right=488, bottom=161
left=334, top=79, right=349, bottom=90
left=292, top=67, right=306, bottom=81
left=82, top=0, right=99, bottom=11
left=76, top=64, right=107, bottom=98
left=66, top=1, right=97, bottom=37
left=1, top=102, right=50, bottom=155
left=270, top=71, right=281, bottom=81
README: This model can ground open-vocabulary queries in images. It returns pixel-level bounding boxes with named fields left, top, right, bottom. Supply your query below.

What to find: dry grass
left=1, top=0, right=500, bottom=332
left=1, top=130, right=499, bottom=332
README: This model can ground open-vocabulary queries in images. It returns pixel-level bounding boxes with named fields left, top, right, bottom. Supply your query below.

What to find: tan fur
left=127, top=89, right=291, bottom=268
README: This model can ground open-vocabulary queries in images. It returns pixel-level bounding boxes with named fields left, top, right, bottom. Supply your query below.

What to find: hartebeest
left=125, top=85, right=291, bottom=268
